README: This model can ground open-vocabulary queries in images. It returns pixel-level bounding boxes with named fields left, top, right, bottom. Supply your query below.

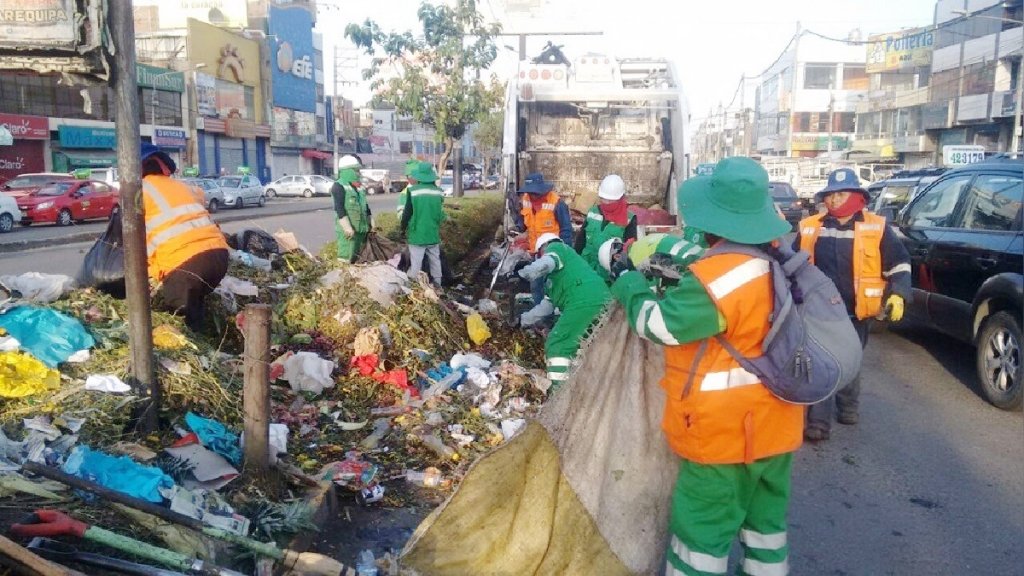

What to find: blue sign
left=269, top=6, right=316, bottom=114
left=58, top=125, right=116, bottom=149
left=153, top=128, right=187, bottom=148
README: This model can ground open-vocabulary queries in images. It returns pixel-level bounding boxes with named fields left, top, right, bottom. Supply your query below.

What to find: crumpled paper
left=85, top=374, right=131, bottom=393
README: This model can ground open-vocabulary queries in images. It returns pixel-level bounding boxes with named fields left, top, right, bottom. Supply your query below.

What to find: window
left=793, top=112, right=810, bottom=132
left=960, top=174, right=1023, bottom=232
left=842, top=65, right=868, bottom=90
left=804, top=64, right=836, bottom=89
left=835, top=112, right=856, bottom=133
left=930, top=69, right=960, bottom=102
left=962, top=61, right=996, bottom=96
left=907, top=175, right=972, bottom=228
left=139, top=88, right=183, bottom=126
left=399, top=141, right=412, bottom=154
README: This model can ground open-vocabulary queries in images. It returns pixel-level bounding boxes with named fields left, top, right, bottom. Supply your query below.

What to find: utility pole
left=333, top=44, right=339, bottom=175
left=787, top=22, right=801, bottom=158
left=110, top=1, right=157, bottom=432
left=1013, top=51, right=1023, bottom=154
left=827, top=86, right=835, bottom=155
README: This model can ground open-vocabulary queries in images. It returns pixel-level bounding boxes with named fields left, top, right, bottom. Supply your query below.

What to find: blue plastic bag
left=0, top=306, right=95, bottom=368
left=185, top=412, right=242, bottom=466
left=62, top=446, right=174, bottom=503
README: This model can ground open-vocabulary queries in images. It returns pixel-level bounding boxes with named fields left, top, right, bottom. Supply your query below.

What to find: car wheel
left=109, top=205, right=120, bottom=220
left=976, top=311, right=1023, bottom=411
left=266, top=188, right=277, bottom=198
left=302, top=189, right=312, bottom=198
left=0, top=213, right=12, bottom=233
left=57, top=208, right=73, bottom=227
left=235, top=197, right=244, bottom=209
left=208, top=199, right=219, bottom=213
left=258, top=195, right=266, bottom=207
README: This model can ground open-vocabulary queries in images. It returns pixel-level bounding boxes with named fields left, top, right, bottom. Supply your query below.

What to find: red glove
left=11, top=510, right=88, bottom=538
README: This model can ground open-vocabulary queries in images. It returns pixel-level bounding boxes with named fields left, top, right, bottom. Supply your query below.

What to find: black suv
left=896, top=156, right=1022, bottom=410
left=870, top=167, right=947, bottom=220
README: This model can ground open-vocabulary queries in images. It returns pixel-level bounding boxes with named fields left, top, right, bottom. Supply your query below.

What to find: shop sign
left=0, top=140, right=45, bottom=181
left=269, top=5, right=316, bottom=113
left=58, top=125, right=116, bottom=149
left=866, top=28, right=933, bottom=74
left=153, top=128, right=187, bottom=148
left=236, top=166, right=251, bottom=175
left=0, top=113, right=49, bottom=140
left=0, top=0, right=76, bottom=49
left=155, top=0, right=248, bottom=29
left=136, top=63, right=185, bottom=92
left=182, top=166, right=200, bottom=177
left=225, top=117, right=256, bottom=139
left=694, top=163, right=715, bottom=176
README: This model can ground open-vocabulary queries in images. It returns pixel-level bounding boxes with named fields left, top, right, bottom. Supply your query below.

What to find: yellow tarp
left=0, top=351, right=60, bottom=398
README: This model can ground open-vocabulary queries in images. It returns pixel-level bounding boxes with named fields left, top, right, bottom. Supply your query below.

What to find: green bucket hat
left=404, top=158, right=420, bottom=177
left=677, top=157, right=790, bottom=245
left=409, top=161, right=438, bottom=183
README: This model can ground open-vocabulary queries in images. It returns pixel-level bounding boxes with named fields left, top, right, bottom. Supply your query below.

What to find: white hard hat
left=338, top=155, right=361, bottom=170
left=598, top=237, right=623, bottom=274
left=598, top=174, right=626, bottom=200
left=535, top=232, right=561, bottom=252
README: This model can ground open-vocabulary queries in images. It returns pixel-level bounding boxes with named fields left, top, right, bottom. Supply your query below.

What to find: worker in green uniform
left=518, top=233, right=612, bottom=387
left=400, top=162, right=446, bottom=285
left=332, top=155, right=372, bottom=262
left=598, top=232, right=706, bottom=282
left=575, top=174, right=638, bottom=280
left=396, top=157, right=420, bottom=219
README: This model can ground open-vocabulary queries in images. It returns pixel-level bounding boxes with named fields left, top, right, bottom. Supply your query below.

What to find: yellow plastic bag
left=466, top=313, right=491, bottom=346
left=0, top=351, right=60, bottom=398
left=152, top=325, right=190, bottom=350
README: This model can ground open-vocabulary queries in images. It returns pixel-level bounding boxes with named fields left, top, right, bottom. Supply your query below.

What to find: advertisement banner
left=271, top=107, right=316, bottom=148
left=187, top=18, right=260, bottom=88
left=866, top=28, right=934, bottom=74
left=151, top=0, right=247, bottom=29
left=58, top=125, right=116, bottom=149
left=269, top=5, right=316, bottom=113
left=0, top=0, right=77, bottom=49
left=0, top=113, right=49, bottom=140
left=0, top=140, right=45, bottom=184
left=153, top=128, right=187, bottom=148
left=196, top=72, right=218, bottom=117
left=136, top=63, right=185, bottom=92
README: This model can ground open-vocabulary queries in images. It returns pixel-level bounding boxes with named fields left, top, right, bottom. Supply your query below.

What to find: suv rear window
left=960, top=174, right=1023, bottom=232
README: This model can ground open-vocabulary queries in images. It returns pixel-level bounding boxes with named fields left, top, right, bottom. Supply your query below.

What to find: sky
left=314, top=0, right=939, bottom=119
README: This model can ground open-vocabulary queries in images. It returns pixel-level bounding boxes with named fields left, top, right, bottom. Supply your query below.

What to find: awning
left=58, top=150, right=118, bottom=168
left=302, top=149, right=332, bottom=160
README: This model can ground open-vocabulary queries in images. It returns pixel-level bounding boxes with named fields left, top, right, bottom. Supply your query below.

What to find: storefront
left=0, top=113, right=49, bottom=185
left=51, top=125, right=118, bottom=172
left=196, top=117, right=270, bottom=179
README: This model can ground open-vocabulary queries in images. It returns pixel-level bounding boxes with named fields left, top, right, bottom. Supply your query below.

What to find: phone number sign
left=942, top=145, right=985, bottom=167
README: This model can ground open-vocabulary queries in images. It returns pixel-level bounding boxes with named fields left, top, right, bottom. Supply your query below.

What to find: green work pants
left=335, top=224, right=367, bottom=263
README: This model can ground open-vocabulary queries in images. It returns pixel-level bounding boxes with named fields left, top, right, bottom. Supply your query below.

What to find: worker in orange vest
left=512, top=172, right=573, bottom=308
left=795, top=168, right=911, bottom=442
left=612, top=157, right=802, bottom=576
left=141, top=144, right=229, bottom=331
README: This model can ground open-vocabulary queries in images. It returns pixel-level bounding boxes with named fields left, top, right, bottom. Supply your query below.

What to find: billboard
left=271, top=107, right=316, bottom=148
left=269, top=5, right=316, bottom=113
left=151, top=0, right=247, bottom=29
left=866, top=28, right=934, bottom=73
left=188, top=18, right=263, bottom=122
left=0, top=0, right=76, bottom=49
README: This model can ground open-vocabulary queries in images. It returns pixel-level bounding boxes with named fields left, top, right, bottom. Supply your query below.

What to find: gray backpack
left=690, top=242, right=863, bottom=405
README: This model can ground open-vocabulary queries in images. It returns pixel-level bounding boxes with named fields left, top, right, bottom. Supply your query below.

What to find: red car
left=18, top=180, right=120, bottom=226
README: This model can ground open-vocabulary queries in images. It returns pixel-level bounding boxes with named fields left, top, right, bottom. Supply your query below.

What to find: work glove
left=518, top=255, right=556, bottom=281
left=884, top=294, right=904, bottom=322
left=609, top=253, right=633, bottom=279
left=636, top=253, right=682, bottom=281
left=338, top=217, right=355, bottom=239
left=520, top=298, right=555, bottom=328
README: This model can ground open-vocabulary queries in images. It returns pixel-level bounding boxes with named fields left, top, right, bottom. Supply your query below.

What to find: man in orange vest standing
left=612, top=157, right=803, bottom=576
left=796, top=168, right=911, bottom=442
left=513, top=172, right=573, bottom=308
left=141, top=144, right=229, bottom=331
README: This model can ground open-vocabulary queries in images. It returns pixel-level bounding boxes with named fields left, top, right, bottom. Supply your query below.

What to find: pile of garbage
left=0, top=220, right=546, bottom=573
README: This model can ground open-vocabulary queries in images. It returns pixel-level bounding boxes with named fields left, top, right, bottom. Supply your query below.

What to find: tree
left=345, top=0, right=503, bottom=195
left=473, top=108, right=503, bottom=180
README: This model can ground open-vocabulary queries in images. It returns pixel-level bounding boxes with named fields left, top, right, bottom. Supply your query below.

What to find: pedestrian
left=518, top=233, right=611, bottom=387
left=513, top=172, right=573, bottom=306
left=795, top=167, right=911, bottom=442
left=611, top=157, right=803, bottom=576
left=332, top=155, right=372, bottom=263
left=400, top=162, right=446, bottom=285
left=575, top=174, right=638, bottom=281
left=140, top=144, right=229, bottom=332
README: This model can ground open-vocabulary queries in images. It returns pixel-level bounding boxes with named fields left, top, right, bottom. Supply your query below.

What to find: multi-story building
left=691, top=106, right=755, bottom=165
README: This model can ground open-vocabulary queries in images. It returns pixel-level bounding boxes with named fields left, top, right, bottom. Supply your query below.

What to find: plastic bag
left=282, top=351, right=336, bottom=395
left=466, top=313, right=491, bottom=345
left=185, top=412, right=242, bottom=467
left=78, top=210, right=125, bottom=297
left=62, top=445, right=175, bottom=503
left=357, top=231, right=403, bottom=263
left=0, top=351, right=60, bottom=398
left=0, top=306, right=95, bottom=368
left=227, top=229, right=280, bottom=259
left=0, top=273, right=76, bottom=304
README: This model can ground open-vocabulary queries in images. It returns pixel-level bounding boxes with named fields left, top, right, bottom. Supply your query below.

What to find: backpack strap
left=713, top=333, right=765, bottom=380
left=682, top=339, right=709, bottom=398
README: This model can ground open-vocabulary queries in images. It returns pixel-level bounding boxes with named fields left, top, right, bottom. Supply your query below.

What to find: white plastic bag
left=282, top=351, right=335, bottom=395
left=0, top=273, right=76, bottom=304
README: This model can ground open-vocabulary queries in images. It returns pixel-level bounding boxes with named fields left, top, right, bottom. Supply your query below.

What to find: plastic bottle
left=359, top=418, right=391, bottom=450
left=406, top=467, right=443, bottom=487
left=418, top=433, right=457, bottom=460
left=355, top=549, right=378, bottom=576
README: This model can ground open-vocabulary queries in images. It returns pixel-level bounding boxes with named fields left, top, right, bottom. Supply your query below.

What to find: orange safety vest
left=659, top=252, right=804, bottom=465
left=798, top=211, right=886, bottom=320
left=521, top=192, right=561, bottom=254
left=143, top=175, right=228, bottom=281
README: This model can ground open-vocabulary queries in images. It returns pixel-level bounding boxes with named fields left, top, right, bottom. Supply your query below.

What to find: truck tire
left=975, top=311, right=1022, bottom=411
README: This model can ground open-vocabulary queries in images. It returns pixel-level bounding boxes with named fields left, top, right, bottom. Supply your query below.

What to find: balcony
left=855, top=86, right=930, bottom=114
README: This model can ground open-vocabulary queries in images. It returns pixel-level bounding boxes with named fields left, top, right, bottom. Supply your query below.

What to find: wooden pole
left=243, top=304, right=272, bottom=471
left=109, top=0, right=157, bottom=432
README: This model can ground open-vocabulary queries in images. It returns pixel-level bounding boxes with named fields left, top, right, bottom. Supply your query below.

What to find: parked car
left=73, top=166, right=120, bottom=190
left=769, top=181, right=807, bottom=231
left=181, top=177, right=226, bottom=213
left=483, top=174, right=501, bottom=189
left=896, top=156, right=1023, bottom=410
left=2, top=173, right=75, bottom=199
left=439, top=176, right=454, bottom=198
left=17, top=180, right=120, bottom=226
left=360, top=169, right=390, bottom=195
left=0, top=193, right=19, bottom=233
left=264, top=175, right=333, bottom=198
left=870, top=168, right=947, bottom=220
left=217, top=175, right=265, bottom=208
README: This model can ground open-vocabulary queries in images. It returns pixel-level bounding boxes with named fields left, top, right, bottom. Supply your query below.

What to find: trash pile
left=0, top=208, right=545, bottom=572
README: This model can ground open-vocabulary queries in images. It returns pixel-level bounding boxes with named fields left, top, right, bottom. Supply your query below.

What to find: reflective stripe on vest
left=587, top=211, right=604, bottom=222
left=146, top=202, right=208, bottom=231
left=705, top=258, right=770, bottom=300
left=669, top=240, right=703, bottom=261
left=147, top=215, right=216, bottom=255
left=700, top=366, right=761, bottom=391
left=799, top=211, right=887, bottom=319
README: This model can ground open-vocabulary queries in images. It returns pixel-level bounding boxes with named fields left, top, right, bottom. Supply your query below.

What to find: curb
left=0, top=202, right=330, bottom=254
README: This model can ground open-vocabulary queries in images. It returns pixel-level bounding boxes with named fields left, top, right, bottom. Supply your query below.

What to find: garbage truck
left=502, top=43, right=690, bottom=218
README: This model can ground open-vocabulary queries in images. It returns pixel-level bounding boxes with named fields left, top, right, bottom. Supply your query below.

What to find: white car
left=217, top=175, right=266, bottom=209
left=264, top=175, right=333, bottom=198
left=181, top=178, right=226, bottom=213
left=0, top=193, right=19, bottom=233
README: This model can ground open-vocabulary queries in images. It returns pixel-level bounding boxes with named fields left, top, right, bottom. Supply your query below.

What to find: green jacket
left=578, top=206, right=636, bottom=279
left=333, top=181, right=369, bottom=234
left=544, top=242, right=611, bottom=310
left=401, top=183, right=446, bottom=246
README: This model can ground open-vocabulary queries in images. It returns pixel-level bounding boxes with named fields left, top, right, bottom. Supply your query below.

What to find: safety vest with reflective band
left=143, top=176, right=227, bottom=281
left=798, top=211, right=886, bottom=320
left=405, top=183, right=445, bottom=246
left=580, top=206, right=635, bottom=277
left=521, top=192, right=561, bottom=254
left=660, top=253, right=804, bottom=465
left=342, top=183, right=370, bottom=234
left=543, top=242, right=611, bottom=311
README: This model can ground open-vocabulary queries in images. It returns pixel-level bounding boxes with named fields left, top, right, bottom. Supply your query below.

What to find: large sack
left=78, top=211, right=125, bottom=298
left=402, top=306, right=678, bottom=575
left=357, top=231, right=403, bottom=263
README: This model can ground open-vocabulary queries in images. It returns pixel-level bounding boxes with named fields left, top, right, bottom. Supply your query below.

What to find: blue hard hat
left=141, top=143, right=177, bottom=174
left=816, top=168, right=868, bottom=201
left=518, top=172, right=555, bottom=195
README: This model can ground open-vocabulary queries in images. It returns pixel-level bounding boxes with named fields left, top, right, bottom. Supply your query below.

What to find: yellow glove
left=884, top=294, right=904, bottom=322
